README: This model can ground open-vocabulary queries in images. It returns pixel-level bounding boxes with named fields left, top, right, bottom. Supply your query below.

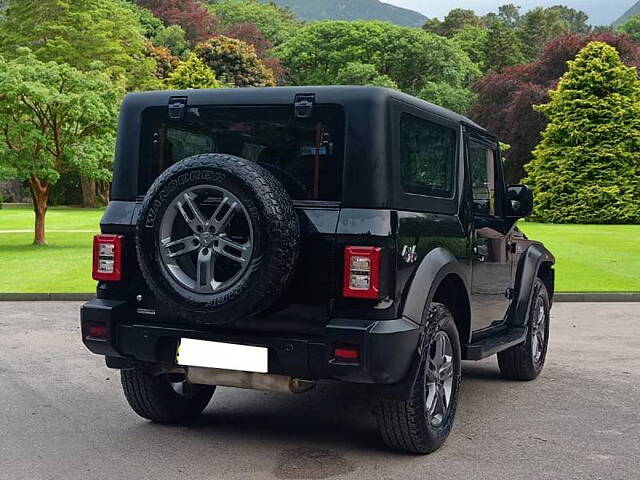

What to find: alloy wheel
left=158, top=185, right=254, bottom=294
left=425, top=330, right=455, bottom=427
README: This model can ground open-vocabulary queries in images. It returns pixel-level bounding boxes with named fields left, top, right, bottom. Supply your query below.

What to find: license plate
left=176, top=338, right=268, bottom=373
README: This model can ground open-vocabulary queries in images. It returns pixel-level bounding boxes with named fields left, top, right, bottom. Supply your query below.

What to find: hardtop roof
left=123, top=86, right=485, bottom=131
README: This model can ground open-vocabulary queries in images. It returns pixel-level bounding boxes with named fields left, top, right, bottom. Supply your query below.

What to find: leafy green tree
left=486, top=20, right=525, bottom=72
left=418, top=83, right=475, bottom=114
left=497, top=4, right=521, bottom=29
left=617, top=15, right=640, bottom=42
left=275, top=21, right=478, bottom=96
left=195, top=35, right=276, bottom=87
left=209, top=0, right=301, bottom=45
left=452, top=25, right=488, bottom=72
left=0, top=50, right=121, bottom=244
left=548, top=6, right=591, bottom=34
left=122, top=2, right=164, bottom=39
left=525, top=42, right=640, bottom=224
left=153, top=25, right=191, bottom=59
left=423, top=8, right=482, bottom=37
left=168, top=53, right=220, bottom=89
left=517, top=7, right=568, bottom=61
left=335, top=62, right=398, bottom=89
left=0, top=0, right=157, bottom=91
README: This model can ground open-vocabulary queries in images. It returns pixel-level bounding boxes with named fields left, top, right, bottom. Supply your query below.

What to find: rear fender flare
left=401, top=247, right=469, bottom=327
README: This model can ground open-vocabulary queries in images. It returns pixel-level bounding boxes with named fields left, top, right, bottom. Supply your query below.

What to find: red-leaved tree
left=136, top=0, right=218, bottom=45
left=470, top=33, right=640, bottom=183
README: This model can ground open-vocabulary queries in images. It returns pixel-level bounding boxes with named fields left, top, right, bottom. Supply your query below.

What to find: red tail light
left=343, top=246, right=381, bottom=299
left=92, top=234, right=123, bottom=281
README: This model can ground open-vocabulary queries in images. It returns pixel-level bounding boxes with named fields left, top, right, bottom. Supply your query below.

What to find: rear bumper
left=80, top=298, right=421, bottom=385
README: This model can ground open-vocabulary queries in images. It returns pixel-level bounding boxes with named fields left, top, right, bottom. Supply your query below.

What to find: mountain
left=262, top=0, right=427, bottom=27
left=613, top=1, right=640, bottom=25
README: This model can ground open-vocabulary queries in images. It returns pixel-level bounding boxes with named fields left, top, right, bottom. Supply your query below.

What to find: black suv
left=81, top=86, right=555, bottom=454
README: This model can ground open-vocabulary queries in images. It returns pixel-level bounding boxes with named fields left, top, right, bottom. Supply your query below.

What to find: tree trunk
left=27, top=176, right=50, bottom=246
left=96, top=181, right=111, bottom=206
left=80, top=176, right=97, bottom=208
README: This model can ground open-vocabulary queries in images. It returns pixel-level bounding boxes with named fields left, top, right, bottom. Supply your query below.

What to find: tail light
left=92, top=234, right=123, bottom=281
left=343, top=246, right=381, bottom=299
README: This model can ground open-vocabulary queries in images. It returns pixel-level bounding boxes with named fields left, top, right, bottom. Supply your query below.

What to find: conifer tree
left=525, top=42, right=640, bottom=223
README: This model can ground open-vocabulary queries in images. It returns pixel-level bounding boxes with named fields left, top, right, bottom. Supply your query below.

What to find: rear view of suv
left=82, top=86, right=554, bottom=454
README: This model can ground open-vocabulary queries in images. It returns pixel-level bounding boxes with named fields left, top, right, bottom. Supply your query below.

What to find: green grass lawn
left=0, top=205, right=638, bottom=292
left=518, top=222, right=640, bottom=292
left=0, top=206, right=103, bottom=293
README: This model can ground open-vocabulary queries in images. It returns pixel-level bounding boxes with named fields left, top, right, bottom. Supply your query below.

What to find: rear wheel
left=374, top=303, right=461, bottom=454
left=121, top=364, right=215, bottom=424
left=497, top=278, right=550, bottom=381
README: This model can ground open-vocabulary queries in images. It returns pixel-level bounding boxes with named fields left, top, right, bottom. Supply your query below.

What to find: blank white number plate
left=176, top=338, right=268, bottom=373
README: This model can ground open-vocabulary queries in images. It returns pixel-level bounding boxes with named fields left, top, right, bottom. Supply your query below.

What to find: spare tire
left=136, top=153, right=300, bottom=325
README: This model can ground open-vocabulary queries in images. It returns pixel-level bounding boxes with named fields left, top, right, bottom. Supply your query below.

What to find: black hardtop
left=121, top=86, right=483, bottom=129
left=112, top=86, right=485, bottom=207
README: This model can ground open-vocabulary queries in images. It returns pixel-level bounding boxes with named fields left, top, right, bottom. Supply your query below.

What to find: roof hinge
left=168, top=96, right=188, bottom=121
left=294, top=94, right=315, bottom=119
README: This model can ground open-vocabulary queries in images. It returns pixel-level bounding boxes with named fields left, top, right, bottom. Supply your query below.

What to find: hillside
left=613, top=1, right=640, bottom=25
left=261, top=0, right=427, bottom=27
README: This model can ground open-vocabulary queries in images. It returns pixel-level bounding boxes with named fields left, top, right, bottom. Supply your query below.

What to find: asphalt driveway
left=0, top=301, right=638, bottom=480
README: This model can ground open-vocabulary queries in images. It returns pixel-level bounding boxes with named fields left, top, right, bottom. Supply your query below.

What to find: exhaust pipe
left=186, top=367, right=316, bottom=394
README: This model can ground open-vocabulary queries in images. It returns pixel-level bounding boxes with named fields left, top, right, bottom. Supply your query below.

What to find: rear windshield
left=138, top=105, right=345, bottom=201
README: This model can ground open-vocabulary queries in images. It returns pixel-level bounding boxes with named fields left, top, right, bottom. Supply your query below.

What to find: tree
left=485, top=20, right=525, bottom=72
left=168, top=53, right=220, bottom=89
left=194, top=35, right=276, bottom=87
left=137, top=0, right=218, bottom=45
left=147, top=43, right=180, bottom=82
left=335, top=62, right=398, bottom=89
left=209, top=0, right=301, bottom=46
left=153, top=25, right=191, bottom=59
left=517, top=7, right=568, bottom=61
left=418, top=83, right=475, bottom=114
left=423, top=8, right=482, bottom=37
left=0, top=0, right=157, bottom=91
left=525, top=42, right=640, bottom=224
left=497, top=4, right=521, bottom=29
left=122, top=2, right=164, bottom=39
left=470, top=33, right=640, bottom=183
left=617, top=15, right=640, bottom=42
left=548, top=6, right=591, bottom=34
left=452, top=25, right=488, bottom=72
left=221, top=22, right=286, bottom=83
left=275, top=21, right=478, bottom=97
left=223, top=22, right=272, bottom=58
left=0, top=50, right=121, bottom=244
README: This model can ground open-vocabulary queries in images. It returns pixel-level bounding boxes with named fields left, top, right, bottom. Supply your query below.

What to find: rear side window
left=138, top=105, right=345, bottom=201
left=400, top=114, right=456, bottom=198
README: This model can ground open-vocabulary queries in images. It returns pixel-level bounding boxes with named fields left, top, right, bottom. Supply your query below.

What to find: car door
left=466, top=132, right=513, bottom=332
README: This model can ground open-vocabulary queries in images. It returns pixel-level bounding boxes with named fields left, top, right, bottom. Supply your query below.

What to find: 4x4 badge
left=401, top=245, right=418, bottom=264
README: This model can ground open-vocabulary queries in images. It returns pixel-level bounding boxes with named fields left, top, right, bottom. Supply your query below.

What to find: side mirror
left=505, top=185, right=533, bottom=218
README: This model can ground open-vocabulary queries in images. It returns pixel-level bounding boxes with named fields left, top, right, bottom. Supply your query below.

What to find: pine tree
left=525, top=42, right=640, bottom=224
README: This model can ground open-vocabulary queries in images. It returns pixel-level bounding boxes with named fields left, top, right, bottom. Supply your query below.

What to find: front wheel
left=121, top=364, right=215, bottom=424
left=374, top=303, right=462, bottom=454
left=497, top=278, right=550, bottom=381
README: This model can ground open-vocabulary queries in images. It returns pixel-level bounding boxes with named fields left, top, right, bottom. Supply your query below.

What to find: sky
left=384, top=0, right=637, bottom=26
